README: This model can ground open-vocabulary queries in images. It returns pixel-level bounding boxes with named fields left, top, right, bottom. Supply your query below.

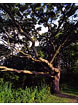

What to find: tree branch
left=39, top=57, right=59, bottom=73
left=0, top=66, right=53, bottom=77
left=50, top=37, right=68, bottom=64
left=14, top=48, right=40, bottom=62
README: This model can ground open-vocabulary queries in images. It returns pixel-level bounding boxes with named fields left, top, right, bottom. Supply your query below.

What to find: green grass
left=0, top=78, right=75, bottom=103
left=61, top=83, right=78, bottom=97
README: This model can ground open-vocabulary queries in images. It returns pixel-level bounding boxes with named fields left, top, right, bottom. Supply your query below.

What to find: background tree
left=0, top=3, right=78, bottom=93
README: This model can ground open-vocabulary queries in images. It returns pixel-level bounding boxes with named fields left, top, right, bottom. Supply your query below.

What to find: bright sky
left=35, top=24, right=48, bottom=35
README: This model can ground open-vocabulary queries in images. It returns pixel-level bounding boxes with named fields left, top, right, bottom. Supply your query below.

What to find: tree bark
left=51, top=57, right=61, bottom=93
left=51, top=69, right=60, bottom=93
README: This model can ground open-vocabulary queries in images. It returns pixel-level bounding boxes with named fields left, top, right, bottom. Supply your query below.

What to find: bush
left=0, top=78, right=74, bottom=103
left=0, top=78, right=49, bottom=103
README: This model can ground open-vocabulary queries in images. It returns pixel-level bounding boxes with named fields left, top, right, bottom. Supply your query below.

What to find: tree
left=0, top=3, right=78, bottom=93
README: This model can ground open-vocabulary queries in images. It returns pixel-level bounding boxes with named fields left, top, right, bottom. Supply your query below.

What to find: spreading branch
left=14, top=48, right=40, bottom=62
left=13, top=47, right=59, bottom=73
left=39, top=57, right=59, bottom=73
left=13, top=47, right=60, bottom=73
left=0, top=66, right=53, bottom=77
left=50, top=37, right=68, bottom=64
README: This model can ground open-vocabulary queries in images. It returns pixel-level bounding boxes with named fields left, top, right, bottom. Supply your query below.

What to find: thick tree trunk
left=51, top=56, right=61, bottom=93
left=52, top=69, right=60, bottom=93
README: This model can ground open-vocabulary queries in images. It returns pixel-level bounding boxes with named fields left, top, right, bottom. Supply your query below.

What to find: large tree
left=0, top=3, right=78, bottom=93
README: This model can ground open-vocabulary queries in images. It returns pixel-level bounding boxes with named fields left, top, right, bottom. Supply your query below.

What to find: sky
left=35, top=24, right=48, bottom=35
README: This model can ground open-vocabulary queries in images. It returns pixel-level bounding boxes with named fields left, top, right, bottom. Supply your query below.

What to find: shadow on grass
left=62, top=88, right=78, bottom=96
left=56, top=92, right=78, bottom=101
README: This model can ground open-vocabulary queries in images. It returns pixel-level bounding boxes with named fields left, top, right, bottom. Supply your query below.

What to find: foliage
left=61, top=42, right=78, bottom=73
left=0, top=78, right=74, bottom=103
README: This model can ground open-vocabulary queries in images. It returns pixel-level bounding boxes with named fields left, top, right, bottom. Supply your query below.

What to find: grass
left=0, top=78, right=76, bottom=103
left=61, top=83, right=78, bottom=97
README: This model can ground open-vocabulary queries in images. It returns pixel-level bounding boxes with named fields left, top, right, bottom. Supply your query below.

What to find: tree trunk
left=51, top=56, right=62, bottom=93
left=52, top=69, right=60, bottom=93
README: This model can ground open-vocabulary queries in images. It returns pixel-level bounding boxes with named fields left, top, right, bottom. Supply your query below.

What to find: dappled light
left=0, top=3, right=78, bottom=103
